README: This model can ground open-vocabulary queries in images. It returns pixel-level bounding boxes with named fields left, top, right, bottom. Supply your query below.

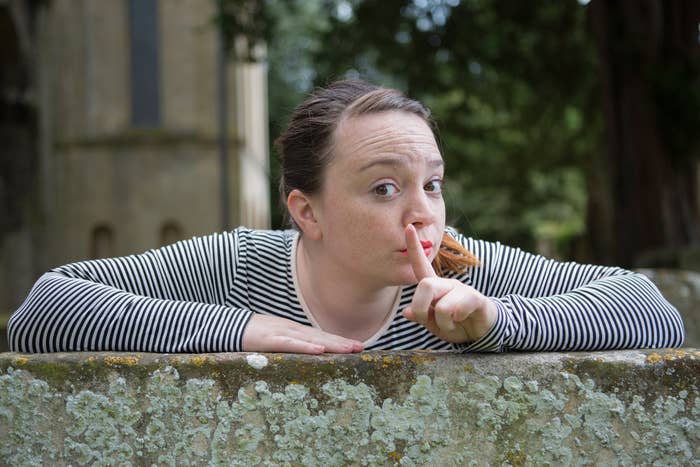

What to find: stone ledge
left=1, top=349, right=699, bottom=465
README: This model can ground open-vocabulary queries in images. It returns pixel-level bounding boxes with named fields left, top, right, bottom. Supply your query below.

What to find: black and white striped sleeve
left=456, top=234, right=686, bottom=352
left=7, top=230, right=253, bottom=353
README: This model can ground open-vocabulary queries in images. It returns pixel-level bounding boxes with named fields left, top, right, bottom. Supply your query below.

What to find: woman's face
left=310, top=110, right=446, bottom=286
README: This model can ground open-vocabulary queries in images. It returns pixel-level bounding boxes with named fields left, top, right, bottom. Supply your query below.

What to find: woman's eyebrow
left=358, top=156, right=444, bottom=172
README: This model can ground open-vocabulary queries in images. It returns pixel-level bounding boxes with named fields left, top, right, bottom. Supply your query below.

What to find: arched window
left=91, top=224, right=115, bottom=259
left=160, top=220, right=184, bottom=246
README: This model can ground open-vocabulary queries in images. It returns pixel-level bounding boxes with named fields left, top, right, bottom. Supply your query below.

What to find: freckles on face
left=311, top=110, right=446, bottom=283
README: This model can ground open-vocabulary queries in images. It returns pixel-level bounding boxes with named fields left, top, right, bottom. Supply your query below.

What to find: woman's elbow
left=7, top=298, right=31, bottom=352
left=7, top=272, right=62, bottom=353
left=666, top=305, right=686, bottom=348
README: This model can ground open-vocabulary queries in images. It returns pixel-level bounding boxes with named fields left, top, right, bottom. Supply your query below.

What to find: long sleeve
left=8, top=230, right=254, bottom=353
left=455, top=232, right=686, bottom=352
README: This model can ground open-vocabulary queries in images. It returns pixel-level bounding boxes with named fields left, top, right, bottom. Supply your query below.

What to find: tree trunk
left=0, top=0, right=39, bottom=316
left=587, top=0, right=700, bottom=267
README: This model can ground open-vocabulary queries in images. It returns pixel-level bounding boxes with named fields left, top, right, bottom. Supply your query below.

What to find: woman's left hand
left=402, top=225, right=498, bottom=344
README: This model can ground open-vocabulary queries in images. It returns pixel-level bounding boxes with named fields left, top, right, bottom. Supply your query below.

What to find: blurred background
left=2, top=0, right=700, bottom=347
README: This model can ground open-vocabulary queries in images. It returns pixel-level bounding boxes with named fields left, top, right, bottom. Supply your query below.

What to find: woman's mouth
left=399, top=240, right=433, bottom=256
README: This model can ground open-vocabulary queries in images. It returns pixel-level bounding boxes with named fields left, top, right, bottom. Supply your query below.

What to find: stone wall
left=638, top=269, right=700, bottom=348
left=1, top=349, right=698, bottom=465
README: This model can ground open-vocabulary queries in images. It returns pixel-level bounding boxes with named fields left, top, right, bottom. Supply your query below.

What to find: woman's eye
left=425, top=179, right=443, bottom=193
left=374, top=183, right=398, bottom=197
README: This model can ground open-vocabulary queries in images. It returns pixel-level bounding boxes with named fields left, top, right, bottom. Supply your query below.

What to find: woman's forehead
left=332, top=111, right=442, bottom=168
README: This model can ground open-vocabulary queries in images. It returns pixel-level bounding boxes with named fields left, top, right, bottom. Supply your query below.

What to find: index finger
left=405, top=224, right=437, bottom=281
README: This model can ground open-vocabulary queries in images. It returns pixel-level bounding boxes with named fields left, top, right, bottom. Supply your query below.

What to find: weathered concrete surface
left=1, top=349, right=699, bottom=466
left=639, top=268, right=700, bottom=347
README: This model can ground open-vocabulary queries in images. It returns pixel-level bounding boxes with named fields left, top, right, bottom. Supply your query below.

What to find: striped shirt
left=7, top=227, right=685, bottom=353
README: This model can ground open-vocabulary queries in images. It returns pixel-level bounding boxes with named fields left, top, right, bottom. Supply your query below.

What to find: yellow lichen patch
left=189, top=355, right=209, bottom=366
left=12, top=356, right=29, bottom=366
left=663, top=349, right=690, bottom=361
left=104, top=355, right=140, bottom=367
left=272, top=355, right=284, bottom=362
left=646, top=353, right=663, bottom=364
left=410, top=354, right=436, bottom=365
left=463, top=364, right=473, bottom=372
left=361, top=354, right=376, bottom=362
left=381, top=356, right=402, bottom=368
left=387, top=451, right=403, bottom=462
left=506, top=449, right=526, bottom=467
left=646, top=349, right=692, bottom=364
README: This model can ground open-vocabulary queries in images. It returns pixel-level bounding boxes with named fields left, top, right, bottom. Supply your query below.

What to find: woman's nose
left=403, top=189, right=437, bottom=227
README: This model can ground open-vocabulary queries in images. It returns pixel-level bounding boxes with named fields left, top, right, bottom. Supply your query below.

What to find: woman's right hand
left=241, top=314, right=364, bottom=354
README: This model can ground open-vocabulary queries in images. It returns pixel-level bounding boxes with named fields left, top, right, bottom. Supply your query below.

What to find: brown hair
left=275, top=79, right=479, bottom=275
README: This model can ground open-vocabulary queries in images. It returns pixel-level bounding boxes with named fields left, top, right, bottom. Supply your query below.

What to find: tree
left=312, top=0, right=598, bottom=257
left=229, top=0, right=700, bottom=266
left=588, top=0, right=700, bottom=266
left=0, top=1, right=41, bottom=316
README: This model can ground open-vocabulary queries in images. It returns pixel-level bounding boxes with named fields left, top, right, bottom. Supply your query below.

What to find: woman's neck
left=295, top=235, right=400, bottom=341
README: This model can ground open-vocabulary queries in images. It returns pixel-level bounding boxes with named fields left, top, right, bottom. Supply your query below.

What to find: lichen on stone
left=1, top=351, right=698, bottom=465
left=245, top=354, right=269, bottom=370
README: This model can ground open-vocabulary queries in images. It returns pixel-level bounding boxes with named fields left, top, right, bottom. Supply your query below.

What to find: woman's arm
left=455, top=232, right=686, bottom=352
left=8, top=231, right=252, bottom=353
left=8, top=229, right=364, bottom=354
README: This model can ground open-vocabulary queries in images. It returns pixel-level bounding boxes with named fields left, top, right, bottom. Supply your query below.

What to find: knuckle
left=279, top=336, right=297, bottom=346
left=417, top=277, right=438, bottom=291
left=434, top=302, right=453, bottom=316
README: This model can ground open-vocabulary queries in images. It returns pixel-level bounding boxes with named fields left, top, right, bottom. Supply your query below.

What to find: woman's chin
left=387, top=269, right=420, bottom=286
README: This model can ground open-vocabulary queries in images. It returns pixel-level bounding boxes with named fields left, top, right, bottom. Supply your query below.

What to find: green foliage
left=218, top=0, right=276, bottom=61
left=308, top=0, right=599, bottom=253
left=264, top=0, right=334, bottom=227
left=231, top=0, right=601, bottom=255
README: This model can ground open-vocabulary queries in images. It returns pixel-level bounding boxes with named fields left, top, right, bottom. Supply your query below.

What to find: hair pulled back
left=276, top=80, right=432, bottom=201
left=275, top=79, right=479, bottom=275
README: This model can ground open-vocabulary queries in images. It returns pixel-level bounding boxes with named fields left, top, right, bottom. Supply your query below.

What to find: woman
left=7, top=80, right=685, bottom=353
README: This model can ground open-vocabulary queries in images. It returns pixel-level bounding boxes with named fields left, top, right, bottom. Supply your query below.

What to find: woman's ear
left=287, top=189, right=323, bottom=240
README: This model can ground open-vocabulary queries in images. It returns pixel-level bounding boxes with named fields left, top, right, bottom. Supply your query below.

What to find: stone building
left=0, top=0, right=270, bottom=318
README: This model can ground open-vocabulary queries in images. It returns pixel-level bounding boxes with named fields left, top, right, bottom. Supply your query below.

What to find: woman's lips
left=399, top=240, right=434, bottom=256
